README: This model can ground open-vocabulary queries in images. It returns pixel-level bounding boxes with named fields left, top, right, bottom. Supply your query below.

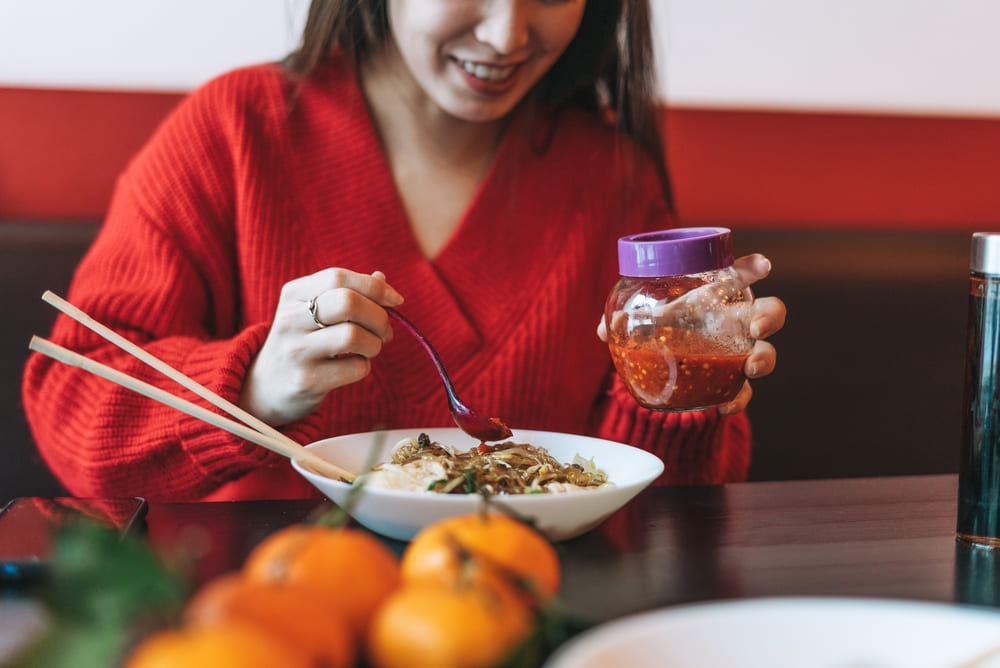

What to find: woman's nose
left=474, top=1, right=530, bottom=55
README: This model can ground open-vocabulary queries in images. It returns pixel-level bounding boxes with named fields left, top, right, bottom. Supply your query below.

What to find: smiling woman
left=19, top=0, right=787, bottom=502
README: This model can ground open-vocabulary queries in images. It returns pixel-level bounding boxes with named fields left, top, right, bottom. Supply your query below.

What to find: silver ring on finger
left=306, top=296, right=326, bottom=329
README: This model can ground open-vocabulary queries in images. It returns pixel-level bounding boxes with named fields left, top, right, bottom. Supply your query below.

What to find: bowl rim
left=294, top=427, right=665, bottom=501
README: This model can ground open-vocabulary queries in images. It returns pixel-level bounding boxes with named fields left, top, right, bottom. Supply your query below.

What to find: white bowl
left=291, top=428, right=664, bottom=542
left=545, top=597, right=1000, bottom=668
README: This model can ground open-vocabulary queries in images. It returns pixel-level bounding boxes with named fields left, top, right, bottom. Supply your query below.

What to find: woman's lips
left=453, top=57, right=520, bottom=94
left=456, top=58, right=516, bottom=82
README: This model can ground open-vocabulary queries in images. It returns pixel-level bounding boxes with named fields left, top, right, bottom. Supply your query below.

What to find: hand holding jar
left=601, top=228, right=784, bottom=414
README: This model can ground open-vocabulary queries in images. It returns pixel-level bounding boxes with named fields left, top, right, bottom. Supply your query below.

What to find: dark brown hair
left=284, top=0, right=674, bottom=213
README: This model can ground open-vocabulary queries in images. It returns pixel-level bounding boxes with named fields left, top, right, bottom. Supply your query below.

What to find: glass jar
left=604, top=227, right=755, bottom=411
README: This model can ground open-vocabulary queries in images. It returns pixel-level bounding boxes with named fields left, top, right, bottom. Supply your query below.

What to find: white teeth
left=459, top=59, right=515, bottom=83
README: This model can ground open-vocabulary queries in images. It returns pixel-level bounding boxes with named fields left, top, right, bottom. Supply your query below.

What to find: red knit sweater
left=22, top=59, right=751, bottom=501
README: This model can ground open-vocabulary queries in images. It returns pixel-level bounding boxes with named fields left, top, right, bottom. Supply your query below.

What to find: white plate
left=291, top=428, right=664, bottom=542
left=545, top=597, right=1000, bottom=668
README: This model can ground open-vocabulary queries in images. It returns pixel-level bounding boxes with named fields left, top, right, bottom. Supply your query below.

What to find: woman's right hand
left=239, top=268, right=404, bottom=426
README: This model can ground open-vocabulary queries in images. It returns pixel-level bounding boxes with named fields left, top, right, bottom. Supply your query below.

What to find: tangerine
left=242, top=524, right=400, bottom=638
left=181, top=571, right=356, bottom=668
left=401, top=512, right=560, bottom=607
left=366, top=581, right=534, bottom=668
left=122, top=622, right=312, bottom=668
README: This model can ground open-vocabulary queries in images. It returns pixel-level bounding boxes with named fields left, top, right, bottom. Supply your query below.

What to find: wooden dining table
left=136, top=472, right=998, bottom=627
left=4, top=472, right=1000, bottom=666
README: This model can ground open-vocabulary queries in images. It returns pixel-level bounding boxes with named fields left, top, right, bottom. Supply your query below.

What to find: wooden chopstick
left=29, top=336, right=354, bottom=482
left=41, top=291, right=295, bottom=455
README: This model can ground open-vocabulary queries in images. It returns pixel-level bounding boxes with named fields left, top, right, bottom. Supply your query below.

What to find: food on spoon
left=360, top=433, right=611, bottom=494
left=486, top=415, right=513, bottom=440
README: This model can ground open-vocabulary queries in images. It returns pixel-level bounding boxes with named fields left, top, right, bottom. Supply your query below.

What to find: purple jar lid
left=617, top=227, right=734, bottom=277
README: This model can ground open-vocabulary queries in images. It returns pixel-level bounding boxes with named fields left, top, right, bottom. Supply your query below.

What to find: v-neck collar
left=288, top=59, right=569, bottom=396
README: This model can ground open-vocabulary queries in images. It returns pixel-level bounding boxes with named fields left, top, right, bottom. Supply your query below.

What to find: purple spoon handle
left=386, top=308, right=511, bottom=442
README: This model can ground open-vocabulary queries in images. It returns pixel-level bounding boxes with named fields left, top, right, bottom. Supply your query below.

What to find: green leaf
left=12, top=621, right=128, bottom=668
left=463, top=468, right=478, bottom=494
left=9, top=520, right=188, bottom=668
left=496, top=601, right=592, bottom=668
left=44, top=521, right=186, bottom=626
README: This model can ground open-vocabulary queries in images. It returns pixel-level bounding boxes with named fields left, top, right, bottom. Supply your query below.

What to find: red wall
left=2, top=86, right=999, bottom=228
left=667, top=108, right=1000, bottom=229
left=0, top=87, right=184, bottom=220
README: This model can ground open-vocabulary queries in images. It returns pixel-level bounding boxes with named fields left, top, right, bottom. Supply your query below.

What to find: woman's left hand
left=719, top=254, right=786, bottom=414
left=596, top=253, right=786, bottom=415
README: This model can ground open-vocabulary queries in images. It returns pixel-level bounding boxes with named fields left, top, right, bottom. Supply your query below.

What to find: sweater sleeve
left=594, top=372, right=751, bottom=485
left=21, top=71, right=297, bottom=500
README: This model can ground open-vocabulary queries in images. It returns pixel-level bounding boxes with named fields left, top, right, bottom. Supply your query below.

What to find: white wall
left=652, top=0, right=1000, bottom=116
left=0, top=0, right=310, bottom=91
left=2, top=0, right=998, bottom=117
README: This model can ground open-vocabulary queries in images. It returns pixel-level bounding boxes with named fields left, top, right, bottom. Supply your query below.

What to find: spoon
left=386, top=308, right=512, bottom=443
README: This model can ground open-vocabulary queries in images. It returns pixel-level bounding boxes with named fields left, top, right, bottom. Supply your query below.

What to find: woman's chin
left=440, top=96, right=529, bottom=126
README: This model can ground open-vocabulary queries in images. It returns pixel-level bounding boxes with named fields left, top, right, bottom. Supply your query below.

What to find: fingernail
left=746, top=362, right=758, bottom=378
left=374, top=271, right=404, bottom=305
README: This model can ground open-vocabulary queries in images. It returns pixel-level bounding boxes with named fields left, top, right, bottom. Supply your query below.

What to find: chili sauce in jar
left=605, top=228, right=755, bottom=411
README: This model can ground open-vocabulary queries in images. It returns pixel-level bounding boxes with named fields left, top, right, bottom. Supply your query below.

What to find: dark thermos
left=957, top=233, right=1000, bottom=546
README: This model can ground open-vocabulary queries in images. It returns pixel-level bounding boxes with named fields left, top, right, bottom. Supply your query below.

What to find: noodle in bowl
left=363, top=433, right=612, bottom=495
left=292, top=428, right=665, bottom=541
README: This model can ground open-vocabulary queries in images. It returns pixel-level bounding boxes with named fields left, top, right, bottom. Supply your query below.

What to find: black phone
left=0, top=496, right=148, bottom=583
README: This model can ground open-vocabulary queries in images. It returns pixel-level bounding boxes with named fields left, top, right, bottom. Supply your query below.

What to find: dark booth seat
left=1, top=222, right=97, bottom=501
